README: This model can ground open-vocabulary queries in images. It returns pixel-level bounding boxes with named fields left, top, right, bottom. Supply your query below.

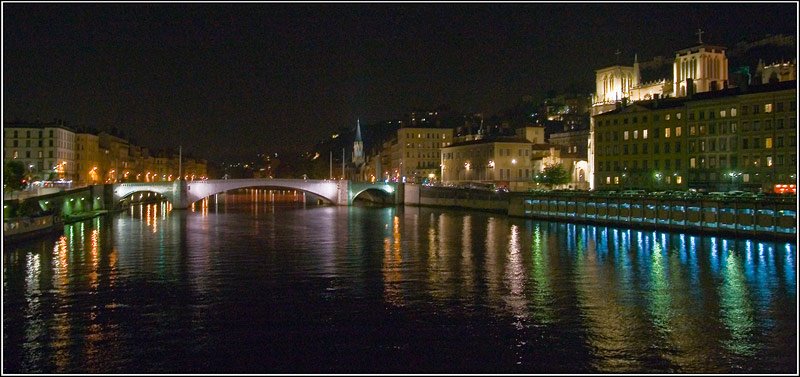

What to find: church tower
left=673, top=28, right=729, bottom=97
left=352, top=119, right=364, bottom=166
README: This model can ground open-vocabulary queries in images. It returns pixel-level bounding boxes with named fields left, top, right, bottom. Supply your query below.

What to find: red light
left=774, top=184, right=797, bottom=194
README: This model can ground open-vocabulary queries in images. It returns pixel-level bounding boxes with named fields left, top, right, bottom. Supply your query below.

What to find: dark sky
left=3, top=2, right=796, bottom=162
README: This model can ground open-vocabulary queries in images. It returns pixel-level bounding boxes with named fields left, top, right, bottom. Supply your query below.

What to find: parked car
left=621, top=189, right=646, bottom=197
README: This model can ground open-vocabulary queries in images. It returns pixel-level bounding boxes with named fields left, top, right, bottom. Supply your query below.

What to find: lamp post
left=728, top=171, right=741, bottom=190
left=653, top=171, right=663, bottom=190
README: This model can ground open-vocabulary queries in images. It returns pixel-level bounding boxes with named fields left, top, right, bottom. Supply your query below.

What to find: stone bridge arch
left=112, top=182, right=179, bottom=207
left=185, top=179, right=344, bottom=206
left=112, top=179, right=402, bottom=208
left=348, top=182, right=401, bottom=205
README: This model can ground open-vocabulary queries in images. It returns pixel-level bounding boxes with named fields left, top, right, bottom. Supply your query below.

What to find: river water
left=2, top=190, right=797, bottom=373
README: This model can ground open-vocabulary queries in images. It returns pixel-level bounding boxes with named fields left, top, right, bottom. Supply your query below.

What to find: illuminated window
left=720, top=110, right=727, bottom=118
left=766, top=137, right=773, bottom=148
left=665, top=114, right=671, bottom=121
left=633, top=130, right=638, bottom=139
left=676, top=176, right=682, bottom=184
left=767, top=156, right=773, bottom=167
left=690, top=157, right=696, bottom=168
left=606, top=176, right=611, bottom=184
left=13, top=150, right=18, bottom=159
left=643, top=129, right=648, bottom=139
left=665, top=128, right=671, bottom=138
left=765, top=103, right=773, bottom=113
left=614, top=176, right=619, bottom=185
left=676, top=127, right=682, bottom=137
left=676, top=112, right=682, bottom=119
left=624, top=131, right=629, bottom=140
left=731, top=108, right=737, bottom=117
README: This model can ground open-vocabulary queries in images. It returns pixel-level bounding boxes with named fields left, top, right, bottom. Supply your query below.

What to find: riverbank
left=403, top=185, right=797, bottom=241
left=3, top=214, right=63, bottom=244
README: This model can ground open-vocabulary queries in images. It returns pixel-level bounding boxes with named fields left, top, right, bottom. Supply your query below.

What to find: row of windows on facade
left=404, top=142, right=450, bottom=148
left=604, top=175, right=683, bottom=185
left=596, top=135, right=794, bottom=157
left=597, top=152, right=796, bottom=172
left=7, top=129, right=74, bottom=140
left=404, top=133, right=449, bottom=139
left=462, top=168, right=531, bottom=180
left=597, top=101, right=797, bottom=127
left=676, top=56, right=724, bottom=81
left=9, top=150, right=72, bottom=160
left=8, top=139, right=72, bottom=148
left=601, top=170, right=796, bottom=186
left=414, top=162, right=439, bottom=169
left=406, top=152, right=441, bottom=159
left=443, top=148, right=530, bottom=160
left=597, top=117, right=795, bottom=143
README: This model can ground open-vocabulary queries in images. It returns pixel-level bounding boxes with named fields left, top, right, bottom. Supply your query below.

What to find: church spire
left=633, top=53, right=641, bottom=87
left=352, top=118, right=364, bottom=166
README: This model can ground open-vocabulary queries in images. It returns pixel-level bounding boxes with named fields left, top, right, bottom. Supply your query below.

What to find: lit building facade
left=3, top=121, right=76, bottom=181
left=757, top=59, right=797, bottom=84
left=590, top=34, right=734, bottom=190
left=593, top=80, right=796, bottom=192
left=98, top=132, right=131, bottom=183
left=543, top=128, right=591, bottom=190
left=75, top=132, right=101, bottom=186
left=441, top=136, right=534, bottom=191
left=395, top=127, right=453, bottom=183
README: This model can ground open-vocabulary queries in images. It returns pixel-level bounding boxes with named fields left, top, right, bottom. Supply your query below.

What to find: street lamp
left=728, top=171, right=742, bottom=189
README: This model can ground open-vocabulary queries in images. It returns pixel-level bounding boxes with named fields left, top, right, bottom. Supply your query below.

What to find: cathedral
left=593, top=29, right=730, bottom=107
left=588, top=30, right=736, bottom=190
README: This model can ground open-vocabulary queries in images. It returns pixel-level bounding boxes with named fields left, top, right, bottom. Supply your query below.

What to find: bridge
left=111, top=179, right=401, bottom=209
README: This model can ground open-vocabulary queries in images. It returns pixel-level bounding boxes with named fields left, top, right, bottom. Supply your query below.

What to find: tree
left=533, top=163, right=570, bottom=188
left=4, top=160, right=27, bottom=192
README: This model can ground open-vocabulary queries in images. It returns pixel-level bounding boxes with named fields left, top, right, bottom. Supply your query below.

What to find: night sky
left=3, top=2, right=796, bottom=162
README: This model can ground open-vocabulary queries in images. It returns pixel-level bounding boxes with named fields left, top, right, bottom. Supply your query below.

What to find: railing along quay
left=513, top=192, right=796, bottom=241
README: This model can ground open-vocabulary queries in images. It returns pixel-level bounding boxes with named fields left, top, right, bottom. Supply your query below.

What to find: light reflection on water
left=2, top=194, right=796, bottom=374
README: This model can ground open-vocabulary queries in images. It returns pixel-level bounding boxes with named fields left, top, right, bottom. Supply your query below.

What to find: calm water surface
left=3, top=191, right=797, bottom=373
